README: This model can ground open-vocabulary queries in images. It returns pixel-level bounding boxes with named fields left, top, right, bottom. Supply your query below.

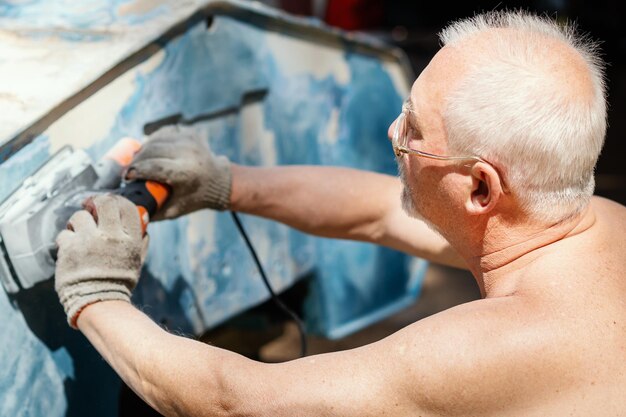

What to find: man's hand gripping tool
left=0, top=138, right=168, bottom=293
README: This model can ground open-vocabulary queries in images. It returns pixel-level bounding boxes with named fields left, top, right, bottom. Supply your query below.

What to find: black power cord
left=230, top=211, right=308, bottom=358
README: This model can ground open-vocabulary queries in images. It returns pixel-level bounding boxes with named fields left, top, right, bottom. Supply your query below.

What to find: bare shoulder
left=590, top=195, right=626, bottom=224
left=556, top=196, right=626, bottom=271
left=262, top=290, right=623, bottom=416
left=378, top=296, right=580, bottom=415
left=579, top=196, right=626, bottom=260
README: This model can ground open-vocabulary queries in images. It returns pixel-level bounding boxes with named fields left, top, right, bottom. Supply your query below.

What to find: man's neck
left=452, top=207, right=596, bottom=297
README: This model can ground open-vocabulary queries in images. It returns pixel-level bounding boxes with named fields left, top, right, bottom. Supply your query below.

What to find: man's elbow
left=134, top=344, right=249, bottom=417
left=180, top=352, right=261, bottom=417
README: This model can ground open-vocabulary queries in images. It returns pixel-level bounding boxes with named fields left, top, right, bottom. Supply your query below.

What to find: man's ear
left=465, top=162, right=503, bottom=215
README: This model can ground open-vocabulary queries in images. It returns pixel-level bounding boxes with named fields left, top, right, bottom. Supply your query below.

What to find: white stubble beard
left=397, top=157, right=444, bottom=236
left=397, top=157, right=419, bottom=218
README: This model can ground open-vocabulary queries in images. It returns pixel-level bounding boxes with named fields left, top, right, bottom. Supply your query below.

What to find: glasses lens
left=399, top=112, right=407, bottom=148
left=393, top=112, right=406, bottom=151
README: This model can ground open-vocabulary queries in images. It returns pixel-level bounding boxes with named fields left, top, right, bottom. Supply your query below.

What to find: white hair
left=439, top=11, right=607, bottom=223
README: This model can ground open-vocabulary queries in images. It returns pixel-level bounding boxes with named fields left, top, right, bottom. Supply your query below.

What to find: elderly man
left=55, top=11, right=625, bottom=417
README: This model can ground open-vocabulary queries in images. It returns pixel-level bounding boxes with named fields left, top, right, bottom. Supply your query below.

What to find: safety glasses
left=392, top=102, right=509, bottom=193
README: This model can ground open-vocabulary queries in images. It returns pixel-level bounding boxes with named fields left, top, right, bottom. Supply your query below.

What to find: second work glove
left=127, top=126, right=232, bottom=220
left=55, top=195, right=148, bottom=328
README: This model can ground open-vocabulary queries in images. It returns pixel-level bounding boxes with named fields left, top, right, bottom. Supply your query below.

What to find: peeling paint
left=322, top=108, right=340, bottom=145
left=0, top=2, right=422, bottom=415
left=240, top=100, right=278, bottom=166
left=265, top=30, right=351, bottom=84
left=383, top=60, right=413, bottom=99
left=47, top=51, right=166, bottom=152
left=0, top=0, right=169, bottom=29
left=118, top=0, right=168, bottom=17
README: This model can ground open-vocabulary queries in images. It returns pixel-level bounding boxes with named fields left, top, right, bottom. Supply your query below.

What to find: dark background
left=265, top=0, right=626, bottom=205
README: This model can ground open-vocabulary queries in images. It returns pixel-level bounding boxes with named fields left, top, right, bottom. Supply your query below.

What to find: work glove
left=126, top=126, right=232, bottom=220
left=55, top=194, right=148, bottom=329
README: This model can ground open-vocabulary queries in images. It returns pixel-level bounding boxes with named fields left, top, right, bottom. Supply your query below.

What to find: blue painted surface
left=0, top=135, right=51, bottom=202
left=0, top=2, right=422, bottom=415
left=0, top=0, right=166, bottom=29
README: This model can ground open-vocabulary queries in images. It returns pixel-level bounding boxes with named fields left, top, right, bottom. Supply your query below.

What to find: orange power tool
left=101, top=138, right=170, bottom=233
left=0, top=137, right=169, bottom=293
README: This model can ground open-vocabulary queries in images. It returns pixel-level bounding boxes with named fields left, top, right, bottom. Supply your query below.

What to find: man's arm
left=78, top=301, right=418, bottom=417
left=230, top=164, right=466, bottom=268
left=55, top=196, right=422, bottom=417
left=78, top=297, right=544, bottom=417
left=127, top=129, right=465, bottom=269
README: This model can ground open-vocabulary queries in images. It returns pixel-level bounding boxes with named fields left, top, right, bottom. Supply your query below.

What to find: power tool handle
left=115, top=181, right=170, bottom=233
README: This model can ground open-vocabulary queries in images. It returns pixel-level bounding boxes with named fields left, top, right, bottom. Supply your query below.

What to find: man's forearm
left=230, top=164, right=466, bottom=268
left=230, top=164, right=400, bottom=242
left=77, top=301, right=254, bottom=417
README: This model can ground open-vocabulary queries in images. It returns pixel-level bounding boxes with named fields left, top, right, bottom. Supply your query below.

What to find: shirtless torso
left=393, top=197, right=626, bottom=416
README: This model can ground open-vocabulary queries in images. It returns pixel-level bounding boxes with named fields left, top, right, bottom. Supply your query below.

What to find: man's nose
left=387, top=117, right=397, bottom=142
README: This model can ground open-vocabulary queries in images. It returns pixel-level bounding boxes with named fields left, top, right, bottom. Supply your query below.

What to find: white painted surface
left=186, top=209, right=218, bottom=272
left=265, top=30, right=351, bottom=85
left=383, top=61, right=413, bottom=99
left=46, top=50, right=166, bottom=152
left=0, top=0, right=200, bottom=143
left=240, top=100, right=278, bottom=166
left=321, top=108, right=340, bottom=145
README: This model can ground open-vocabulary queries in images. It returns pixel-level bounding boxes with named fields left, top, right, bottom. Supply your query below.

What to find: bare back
left=527, top=196, right=626, bottom=415
left=393, top=196, right=626, bottom=416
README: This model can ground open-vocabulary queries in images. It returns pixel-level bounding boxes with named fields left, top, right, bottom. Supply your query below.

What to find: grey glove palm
left=55, top=195, right=147, bottom=328
left=127, top=126, right=232, bottom=220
